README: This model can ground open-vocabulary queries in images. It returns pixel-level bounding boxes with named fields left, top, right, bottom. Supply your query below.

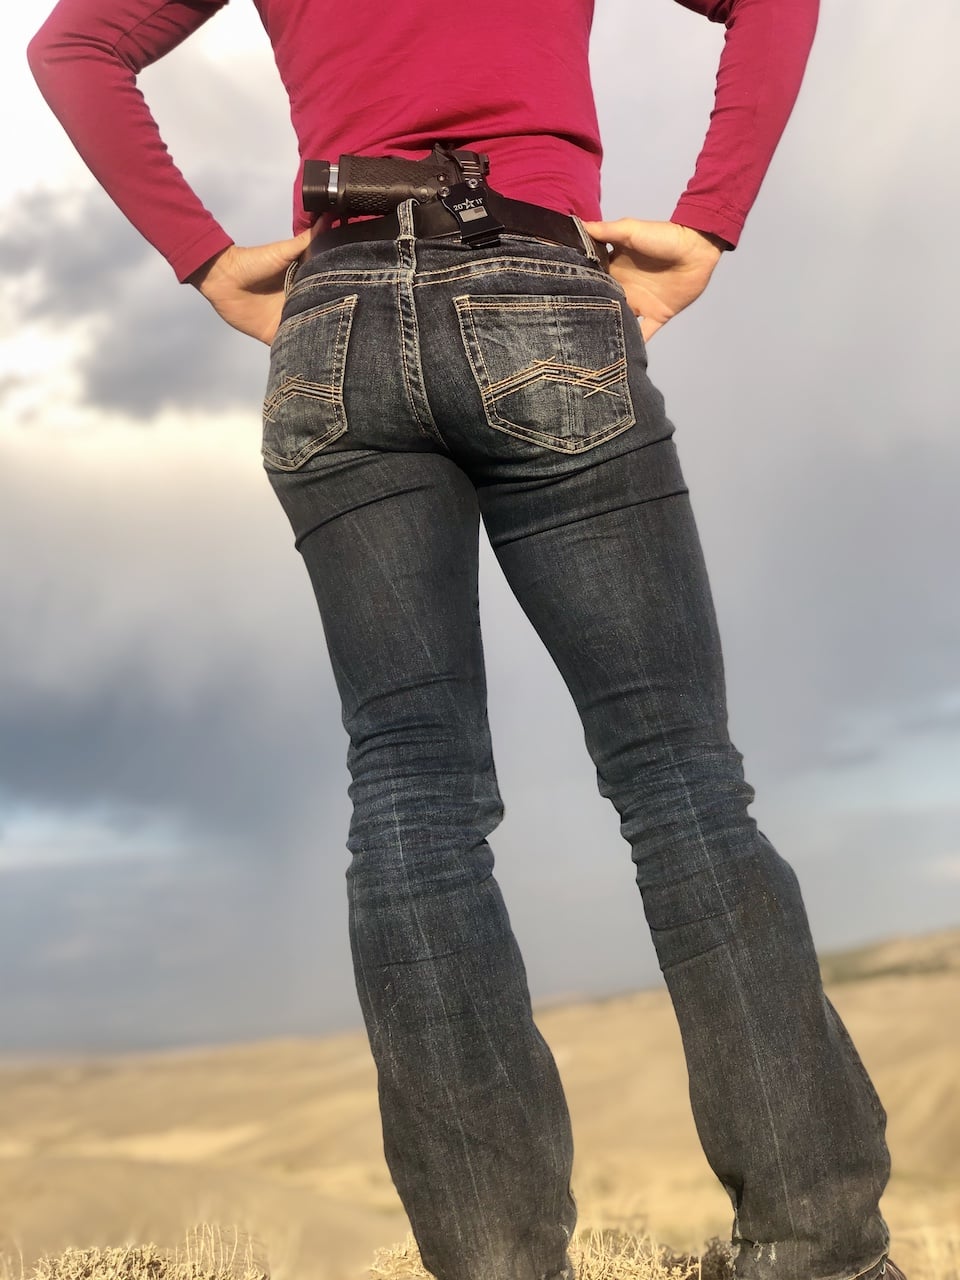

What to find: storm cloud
left=0, top=426, right=347, bottom=851
left=1, top=38, right=298, bottom=419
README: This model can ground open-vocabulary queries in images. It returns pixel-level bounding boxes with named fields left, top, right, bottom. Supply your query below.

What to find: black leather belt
left=302, top=186, right=610, bottom=273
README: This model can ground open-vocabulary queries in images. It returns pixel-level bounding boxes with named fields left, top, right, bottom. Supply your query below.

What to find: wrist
left=686, top=226, right=727, bottom=253
left=672, top=225, right=728, bottom=271
left=696, top=230, right=727, bottom=252
left=688, top=227, right=730, bottom=254
left=187, top=244, right=237, bottom=295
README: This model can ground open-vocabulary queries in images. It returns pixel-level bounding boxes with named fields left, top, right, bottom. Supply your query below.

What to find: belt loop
left=396, top=196, right=418, bottom=271
left=571, top=213, right=607, bottom=270
left=283, top=258, right=300, bottom=299
left=397, top=197, right=417, bottom=242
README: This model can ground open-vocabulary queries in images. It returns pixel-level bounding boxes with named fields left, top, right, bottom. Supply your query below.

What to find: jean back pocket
left=453, top=293, right=636, bottom=454
left=262, top=293, right=359, bottom=471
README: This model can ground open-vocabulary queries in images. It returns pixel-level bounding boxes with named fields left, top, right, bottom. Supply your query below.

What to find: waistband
left=300, top=187, right=610, bottom=273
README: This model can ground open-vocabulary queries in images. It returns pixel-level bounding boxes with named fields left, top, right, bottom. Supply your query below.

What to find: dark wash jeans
left=262, top=199, right=891, bottom=1280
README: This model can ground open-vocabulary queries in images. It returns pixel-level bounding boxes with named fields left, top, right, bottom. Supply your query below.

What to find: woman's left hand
left=580, top=218, right=727, bottom=343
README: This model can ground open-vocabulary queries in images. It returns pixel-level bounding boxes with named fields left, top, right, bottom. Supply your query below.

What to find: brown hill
left=817, top=926, right=960, bottom=984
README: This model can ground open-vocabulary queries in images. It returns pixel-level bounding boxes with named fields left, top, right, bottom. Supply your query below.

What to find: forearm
left=27, top=0, right=234, bottom=282
left=671, top=0, right=820, bottom=248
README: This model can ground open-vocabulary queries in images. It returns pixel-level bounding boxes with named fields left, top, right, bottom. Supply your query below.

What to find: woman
left=28, top=2, right=900, bottom=1278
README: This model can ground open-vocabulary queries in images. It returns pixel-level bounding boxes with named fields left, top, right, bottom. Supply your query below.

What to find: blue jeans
left=262, top=199, right=891, bottom=1280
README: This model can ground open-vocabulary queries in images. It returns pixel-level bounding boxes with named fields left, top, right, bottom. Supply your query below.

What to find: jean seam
left=289, top=257, right=612, bottom=299
left=397, top=259, right=448, bottom=449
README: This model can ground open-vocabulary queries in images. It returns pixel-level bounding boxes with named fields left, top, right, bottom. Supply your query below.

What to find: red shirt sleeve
left=670, top=0, right=819, bottom=248
left=27, top=0, right=235, bottom=283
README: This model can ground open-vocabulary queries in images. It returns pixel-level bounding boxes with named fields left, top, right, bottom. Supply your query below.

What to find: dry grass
left=366, top=1226, right=960, bottom=1280
left=2, top=1221, right=959, bottom=1280
left=368, top=1228, right=733, bottom=1280
left=0, top=1226, right=268, bottom=1280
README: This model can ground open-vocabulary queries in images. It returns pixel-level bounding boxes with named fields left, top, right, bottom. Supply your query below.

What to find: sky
left=1, top=0, right=958, bottom=1057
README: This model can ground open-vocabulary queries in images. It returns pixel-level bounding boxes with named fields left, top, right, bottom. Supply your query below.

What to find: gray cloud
left=0, top=184, right=272, bottom=418
left=2, top=40, right=300, bottom=419
left=0, top=852, right=359, bottom=1055
left=896, top=703, right=960, bottom=736
left=706, top=431, right=960, bottom=780
left=0, top=187, right=149, bottom=307
left=0, top=438, right=348, bottom=852
left=0, top=675, right=342, bottom=848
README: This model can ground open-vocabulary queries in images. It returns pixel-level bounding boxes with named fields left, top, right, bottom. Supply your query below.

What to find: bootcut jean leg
left=266, top=447, right=576, bottom=1280
left=476, top=427, right=892, bottom=1280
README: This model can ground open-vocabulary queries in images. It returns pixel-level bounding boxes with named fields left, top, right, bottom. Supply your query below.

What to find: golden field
left=0, top=927, right=957, bottom=1280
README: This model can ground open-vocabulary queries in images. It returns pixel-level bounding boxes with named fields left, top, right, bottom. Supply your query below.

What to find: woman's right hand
left=188, top=228, right=319, bottom=345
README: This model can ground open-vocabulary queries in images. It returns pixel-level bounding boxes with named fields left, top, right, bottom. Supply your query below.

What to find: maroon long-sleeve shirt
left=27, top=0, right=818, bottom=283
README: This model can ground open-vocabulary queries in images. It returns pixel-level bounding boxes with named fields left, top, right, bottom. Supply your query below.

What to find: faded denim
left=262, top=198, right=891, bottom=1280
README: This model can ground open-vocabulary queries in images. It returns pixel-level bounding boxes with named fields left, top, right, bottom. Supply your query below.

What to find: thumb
left=581, top=218, right=640, bottom=246
left=582, top=217, right=663, bottom=251
left=273, top=226, right=316, bottom=261
left=580, top=219, right=614, bottom=242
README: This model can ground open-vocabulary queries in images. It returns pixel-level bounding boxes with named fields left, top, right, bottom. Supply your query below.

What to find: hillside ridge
left=816, top=924, right=960, bottom=985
